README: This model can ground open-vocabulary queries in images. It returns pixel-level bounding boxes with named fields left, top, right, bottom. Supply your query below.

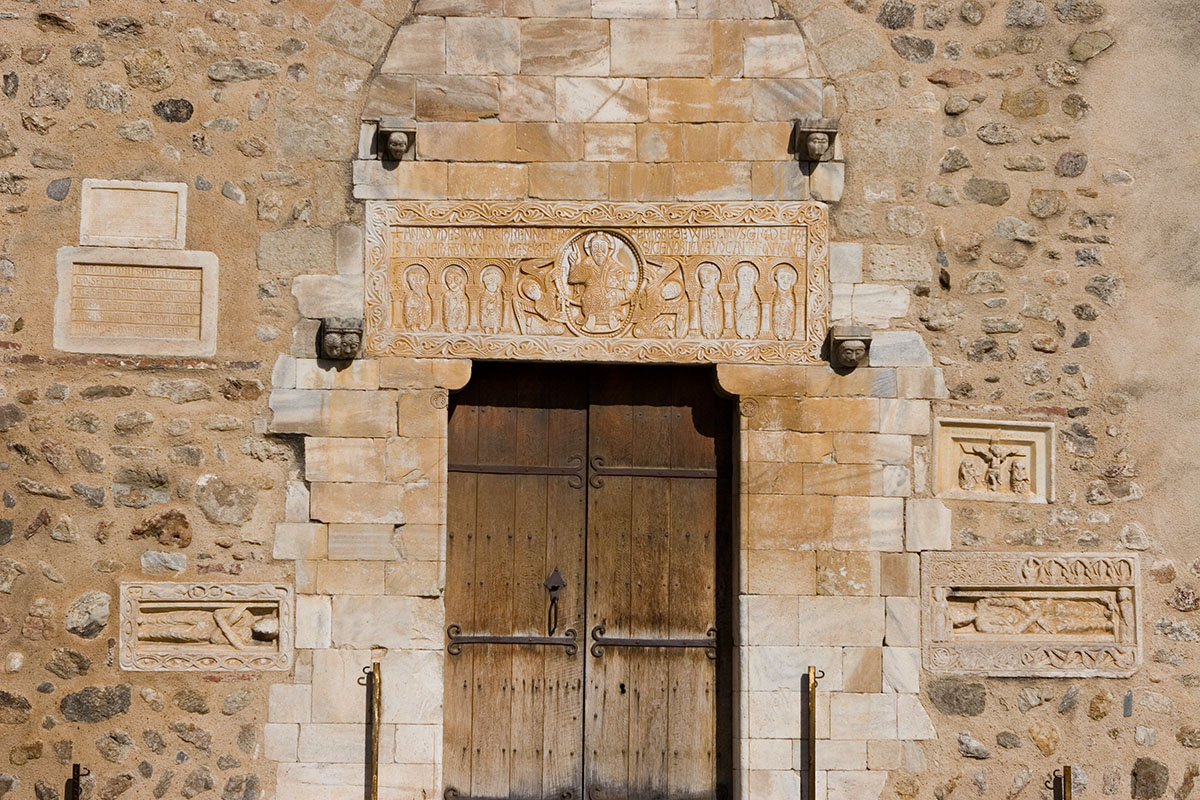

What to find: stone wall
left=1, top=0, right=1199, bottom=799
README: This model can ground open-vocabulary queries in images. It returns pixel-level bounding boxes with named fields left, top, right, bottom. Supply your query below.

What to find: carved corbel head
left=790, top=117, right=839, bottom=163
left=374, top=115, right=415, bottom=161
left=830, top=325, right=872, bottom=369
left=319, top=318, right=363, bottom=361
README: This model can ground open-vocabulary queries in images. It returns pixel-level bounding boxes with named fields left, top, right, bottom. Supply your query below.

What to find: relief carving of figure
left=1009, top=457, right=1030, bottom=494
left=563, top=231, right=639, bottom=334
left=932, top=587, right=953, bottom=642
left=632, top=259, right=687, bottom=339
left=1118, top=587, right=1135, bottom=643
left=950, top=595, right=1116, bottom=638
left=138, top=605, right=279, bottom=650
left=733, top=262, right=760, bottom=339
left=697, top=263, right=723, bottom=339
left=441, top=265, right=469, bottom=334
left=479, top=265, right=506, bottom=334
left=402, top=265, right=432, bottom=332
left=514, top=262, right=566, bottom=335
left=771, top=265, right=797, bottom=340
left=959, top=436, right=1021, bottom=492
left=958, top=457, right=981, bottom=491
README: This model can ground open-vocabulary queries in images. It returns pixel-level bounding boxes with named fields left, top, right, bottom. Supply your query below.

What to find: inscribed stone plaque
left=54, top=246, right=218, bottom=357
left=922, top=553, right=1139, bottom=677
left=364, top=202, right=829, bottom=364
left=80, top=179, right=188, bottom=249
left=119, top=582, right=294, bottom=672
left=934, top=417, right=1054, bottom=503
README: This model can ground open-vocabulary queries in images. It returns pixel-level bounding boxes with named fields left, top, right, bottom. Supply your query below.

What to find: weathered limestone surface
left=0, top=1, right=1192, bottom=800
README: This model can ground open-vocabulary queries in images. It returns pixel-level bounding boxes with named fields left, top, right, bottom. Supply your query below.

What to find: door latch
left=544, top=567, right=566, bottom=635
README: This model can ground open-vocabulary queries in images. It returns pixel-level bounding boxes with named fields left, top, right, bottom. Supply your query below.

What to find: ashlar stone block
left=556, top=77, right=648, bottom=122
left=380, top=16, right=446, bottom=74
left=520, top=19, right=609, bottom=76
left=310, top=482, right=406, bottom=524
left=904, top=498, right=951, bottom=552
left=797, top=597, right=884, bottom=646
left=274, top=523, right=328, bottom=560
left=829, top=693, right=896, bottom=740
left=327, top=523, right=399, bottom=560
left=311, top=648, right=374, bottom=723
left=610, top=20, right=715, bottom=77
left=305, top=437, right=387, bottom=483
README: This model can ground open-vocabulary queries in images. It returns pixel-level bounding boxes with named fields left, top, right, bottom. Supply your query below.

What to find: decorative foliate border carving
left=364, top=202, right=829, bottom=365
left=921, top=553, right=1140, bottom=678
left=119, top=583, right=293, bottom=672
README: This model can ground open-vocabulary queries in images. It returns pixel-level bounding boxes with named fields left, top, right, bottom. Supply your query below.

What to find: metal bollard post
left=807, top=666, right=825, bottom=800
left=359, top=662, right=382, bottom=800
left=69, top=764, right=89, bottom=800
left=1044, top=766, right=1072, bottom=800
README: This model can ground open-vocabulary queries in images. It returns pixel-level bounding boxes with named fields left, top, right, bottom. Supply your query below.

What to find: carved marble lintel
left=364, top=202, right=829, bottom=365
left=119, top=582, right=293, bottom=672
left=922, top=553, right=1140, bottom=678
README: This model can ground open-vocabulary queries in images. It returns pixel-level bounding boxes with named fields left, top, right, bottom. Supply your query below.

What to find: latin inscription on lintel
left=365, top=202, right=829, bottom=364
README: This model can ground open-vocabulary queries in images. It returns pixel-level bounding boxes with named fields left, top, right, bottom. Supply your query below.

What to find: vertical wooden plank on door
left=627, top=372, right=672, bottom=800
left=585, top=368, right=634, bottom=800
left=472, top=373, right=517, bottom=798
left=666, top=370, right=721, bottom=798
left=510, top=369, right=550, bottom=798
left=444, top=386, right=479, bottom=794
left=544, top=369, right=588, bottom=800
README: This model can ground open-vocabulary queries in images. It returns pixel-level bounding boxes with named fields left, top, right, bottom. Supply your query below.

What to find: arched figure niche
left=402, top=264, right=432, bottom=332
left=733, top=261, right=760, bottom=339
left=771, top=264, right=798, bottom=340
left=441, top=265, right=469, bottom=334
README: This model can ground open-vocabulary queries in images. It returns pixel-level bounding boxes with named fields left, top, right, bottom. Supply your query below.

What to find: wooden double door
left=445, top=363, right=733, bottom=800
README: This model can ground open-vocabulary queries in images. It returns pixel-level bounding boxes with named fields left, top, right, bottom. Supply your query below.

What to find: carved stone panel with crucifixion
left=922, top=553, right=1140, bottom=677
left=364, top=202, right=829, bottom=364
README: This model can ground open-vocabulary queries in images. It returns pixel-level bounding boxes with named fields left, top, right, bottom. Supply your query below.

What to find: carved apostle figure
left=138, top=605, right=278, bottom=650
left=771, top=265, right=797, bottom=340
left=733, top=262, right=760, bottom=339
left=441, top=266, right=469, bottom=334
left=402, top=266, right=432, bottom=331
left=479, top=265, right=505, bottom=334
left=697, top=263, right=723, bottom=339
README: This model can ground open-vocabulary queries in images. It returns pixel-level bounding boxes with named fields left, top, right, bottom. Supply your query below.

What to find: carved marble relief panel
left=922, top=553, right=1140, bottom=677
left=119, top=583, right=293, bottom=671
left=934, top=418, right=1055, bottom=503
left=364, top=202, right=829, bottom=364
